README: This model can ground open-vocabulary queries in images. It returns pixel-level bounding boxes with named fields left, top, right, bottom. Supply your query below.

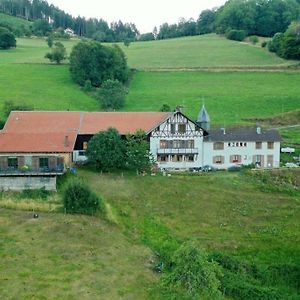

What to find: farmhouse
left=0, top=107, right=281, bottom=190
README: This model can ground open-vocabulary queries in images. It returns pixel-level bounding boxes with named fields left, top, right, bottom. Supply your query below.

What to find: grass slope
left=0, top=64, right=98, bottom=117
left=126, top=71, right=300, bottom=124
left=121, top=34, right=294, bottom=70
left=1, top=170, right=299, bottom=298
left=0, top=13, right=32, bottom=35
left=0, top=209, right=156, bottom=299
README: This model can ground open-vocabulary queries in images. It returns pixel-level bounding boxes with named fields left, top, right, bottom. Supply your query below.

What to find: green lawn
left=120, top=34, right=294, bottom=70
left=125, top=71, right=300, bottom=125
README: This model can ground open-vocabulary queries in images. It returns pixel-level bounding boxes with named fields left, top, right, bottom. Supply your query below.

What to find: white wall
left=203, top=141, right=280, bottom=169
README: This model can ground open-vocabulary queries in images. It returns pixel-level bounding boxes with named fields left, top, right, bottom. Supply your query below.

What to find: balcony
left=0, top=166, right=65, bottom=176
left=157, top=148, right=198, bottom=154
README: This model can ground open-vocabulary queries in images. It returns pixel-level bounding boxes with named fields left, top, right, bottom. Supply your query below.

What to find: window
left=173, top=140, right=181, bottom=149
left=213, top=142, right=224, bottom=150
left=160, top=140, right=168, bottom=149
left=213, top=156, right=224, bottom=164
left=178, top=124, right=186, bottom=134
left=8, top=157, right=18, bottom=169
left=267, top=155, right=273, bottom=167
left=171, top=155, right=183, bottom=162
left=254, top=155, right=263, bottom=167
left=170, top=124, right=175, bottom=134
left=158, top=155, right=168, bottom=162
left=83, top=142, right=88, bottom=150
left=256, top=142, right=262, bottom=149
left=244, top=142, right=247, bottom=147
left=187, top=140, right=194, bottom=149
left=186, top=155, right=194, bottom=162
left=267, top=142, right=274, bottom=149
left=78, top=151, right=86, bottom=156
left=39, top=157, right=49, bottom=168
left=230, top=155, right=241, bottom=163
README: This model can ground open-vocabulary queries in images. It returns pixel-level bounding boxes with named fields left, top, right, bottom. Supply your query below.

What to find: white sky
left=48, top=0, right=226, bottom=33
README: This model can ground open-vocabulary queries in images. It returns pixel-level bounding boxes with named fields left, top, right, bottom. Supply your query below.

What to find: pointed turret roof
left=197, top=105, right=210, bottom=123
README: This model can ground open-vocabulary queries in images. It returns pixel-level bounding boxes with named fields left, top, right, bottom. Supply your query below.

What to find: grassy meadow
left=121, top=34, right=294, bottom=70
left=126, top=71, right=300, bottom=124
left=1, top=170, right=300, bottom=298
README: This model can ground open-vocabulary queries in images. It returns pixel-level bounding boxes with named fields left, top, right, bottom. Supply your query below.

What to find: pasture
left=1, top=170, right=299, bottom=299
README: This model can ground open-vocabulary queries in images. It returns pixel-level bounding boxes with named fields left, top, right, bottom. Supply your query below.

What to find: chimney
left=64, top=135, right=69, bottom=147
left=256, top=127, right=261, bottom=134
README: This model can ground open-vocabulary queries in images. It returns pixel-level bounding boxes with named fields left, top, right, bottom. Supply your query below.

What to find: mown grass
left=0, top=64, right=98, bottom=118
left=0, top=208, right=157, bottom=299
left=126, top=71, right=300, bottom=124
left=120, top=34, right=294, bottom=70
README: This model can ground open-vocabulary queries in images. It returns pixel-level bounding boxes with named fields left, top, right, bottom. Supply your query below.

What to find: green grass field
left=1, top=170, right=299, bottom=298
left=0, top=64, right=98, bottom=116
left=126, top=71, right=300, bottom=124
left=121, top=34, right=294, bottom=70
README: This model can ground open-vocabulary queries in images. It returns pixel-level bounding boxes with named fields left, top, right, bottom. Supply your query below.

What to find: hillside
left=0, top=13, right=32, bottom=36
left=121, top=34, right=295, bottom=70
left=1, top=170, right=299, bottom=298
left=1, top=35, right=300, bottom=124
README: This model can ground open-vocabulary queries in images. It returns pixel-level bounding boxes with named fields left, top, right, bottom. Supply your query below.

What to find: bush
left=45, top=41, right=67, bottom=64
left=161, top=243, right=222, bottom=298
left=0, top=27, right=16, bottom=49
left=97, top=79, right=127, bottom=110
left=225, top=29, right=247, bottom=41
left=249, top=35, right=259, bottom=45
left=160, top=104, right=172, bottom=112
left=261, top=41, right=267, bottom=48
left=83, top=79, right=93, bottom=92
left=63, top=180, right=103, bottom=215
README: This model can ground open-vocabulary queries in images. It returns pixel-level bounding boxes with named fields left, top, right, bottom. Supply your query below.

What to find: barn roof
left=0, top=111, right=172, bottom=153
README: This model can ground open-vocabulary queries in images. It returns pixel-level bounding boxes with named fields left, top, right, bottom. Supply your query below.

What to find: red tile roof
left=0, top=132, right=77, bottom=152
left=80, top=112, right=171, bottom=134
left=0, top=111, right=172, bottom=153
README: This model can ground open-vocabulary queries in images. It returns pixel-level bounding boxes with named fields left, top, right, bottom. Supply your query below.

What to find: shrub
left=97, top=79, right=127, bottom=110
left=63, top=180, right=103, bottom=215
left=83, top=79, right=93, bottom=92
left=249, top=35, right=259, bottom=45
left=161, top=243, right=222, bottom=298
left=225, top=29, right=247, bottom=41
left=261, top=41, right=267, bottom=48
left=160, top=104, right=172, bottom=112
left=0, top=27, right=16, bottom=49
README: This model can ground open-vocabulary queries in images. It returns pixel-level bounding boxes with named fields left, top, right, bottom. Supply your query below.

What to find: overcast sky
left=48, top=0, right=226, bottom=33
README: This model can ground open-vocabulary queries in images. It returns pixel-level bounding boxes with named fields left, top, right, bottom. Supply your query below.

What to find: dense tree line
left=0, top=0, right=139, bottom=41
left=154, top=0, right=300, bottom=40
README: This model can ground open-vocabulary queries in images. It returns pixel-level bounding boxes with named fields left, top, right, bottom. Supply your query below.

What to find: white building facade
left=150, top=107, right=281, bottom=170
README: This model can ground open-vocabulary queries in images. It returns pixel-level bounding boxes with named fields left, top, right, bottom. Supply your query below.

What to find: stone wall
left=0, top=176, right=57, bottom=191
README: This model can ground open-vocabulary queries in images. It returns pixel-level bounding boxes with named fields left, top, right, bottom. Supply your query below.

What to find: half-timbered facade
left=150, top=111, right=206, bottom=170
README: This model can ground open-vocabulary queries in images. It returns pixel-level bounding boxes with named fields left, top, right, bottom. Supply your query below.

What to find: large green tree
left=0, top=27, right=16, bottom=49
left=69, top=41, right=129, bottom=87
left=125, top=130, right=152, bottom=173
left=86, top=128, right=126, bottom=171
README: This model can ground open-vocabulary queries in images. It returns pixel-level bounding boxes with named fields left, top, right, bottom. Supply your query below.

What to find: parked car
left=202, top=165, right=216, bottom=172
